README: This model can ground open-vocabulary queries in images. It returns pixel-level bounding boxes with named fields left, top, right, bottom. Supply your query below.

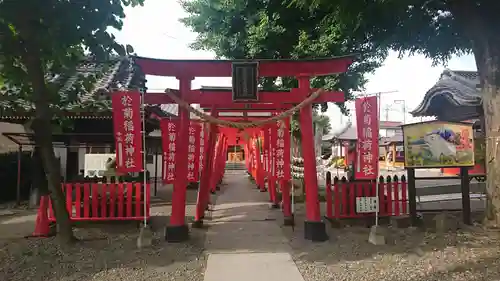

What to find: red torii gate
left=214, top=108, right=287, bottom=195
left=198, top=108, right=289, bottom=222
left=135, top=56, right=354, bottom=242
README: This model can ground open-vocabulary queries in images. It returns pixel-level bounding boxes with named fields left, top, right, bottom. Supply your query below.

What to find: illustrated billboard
left=403, top=121, right=474, bottom=168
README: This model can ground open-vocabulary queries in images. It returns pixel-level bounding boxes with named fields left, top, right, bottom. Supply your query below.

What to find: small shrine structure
left=411, top=70, right=482, bottom=121
left=410, top=69, right=485, bottom=176
left=0, top=57, right=172, bottom=200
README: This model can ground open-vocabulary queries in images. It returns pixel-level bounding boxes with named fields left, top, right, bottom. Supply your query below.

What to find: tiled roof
left=379, top=121, right=403, bottom=128
left=160, top=90, right=203, bottom=119
left=322, top=121, right=353, bottom=141
left=0, top=122, right=33, bottom=153
left=325, top=125, right=358, bottom=141
left=0, top=57, right=170, bottom=118
left=380, top=132, right=403, bottom=145
left=453, top=71, right=479, bottom=82
left=410, top=69, right=481, bottom=118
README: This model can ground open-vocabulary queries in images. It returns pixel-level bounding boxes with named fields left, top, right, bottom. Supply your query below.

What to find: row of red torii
left=112, top=56, right=354, bottom=242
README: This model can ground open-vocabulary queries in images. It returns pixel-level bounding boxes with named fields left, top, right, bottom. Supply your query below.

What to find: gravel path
left=283, top=214, right=500, bottom=281
left=0, top=186, right=221, bottom=281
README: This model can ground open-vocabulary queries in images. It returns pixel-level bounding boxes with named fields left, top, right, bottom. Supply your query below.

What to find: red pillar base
left=284, top=215, right=295, bottom=226
left=191, top=220, right=205, bottom=229
left=304, top=221, right=328, bottom=242
left=165, top=225, right=189, bottom=242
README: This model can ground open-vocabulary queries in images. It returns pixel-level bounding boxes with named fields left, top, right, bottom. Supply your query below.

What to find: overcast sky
left=113, top=0, right=478, bottom=128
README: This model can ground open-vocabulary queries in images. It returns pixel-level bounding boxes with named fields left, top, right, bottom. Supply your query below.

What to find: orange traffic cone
left=31, top=195, right=51, bottom=237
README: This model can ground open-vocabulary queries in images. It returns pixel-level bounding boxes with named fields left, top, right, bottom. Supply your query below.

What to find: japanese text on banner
left=161, top=119, right=177, bottom=183
left=251, top=139, right=257, bottom=169
left=354, top=96, right=379, bottom=180
left=199, top=124, right=206, bottom=171
left=263, top=128, right=270, bottom=173
left=274, top=120, right=291, bottom=180
left=112, top=91, right=143, bottom=173
left=270, top=125, right=276, bottom=177
left=268, top=126, right=274, bottom=176
left=161, top=120, right=202, bottom=183
left=187, top=123, right=201, bottom=182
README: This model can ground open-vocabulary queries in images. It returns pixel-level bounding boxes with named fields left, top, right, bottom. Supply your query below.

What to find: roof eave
left=411, top=69, right=481, bottom=117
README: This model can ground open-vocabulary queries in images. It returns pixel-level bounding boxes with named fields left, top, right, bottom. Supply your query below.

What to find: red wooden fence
left=47, top=182, right=151, bottom=222
left=325, top=173, right=408, bottom=219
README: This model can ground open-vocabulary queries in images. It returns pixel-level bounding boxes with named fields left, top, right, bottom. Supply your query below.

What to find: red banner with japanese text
left=251, top=138, right=256, bottom=170
left=269, top=123, right=277, bottom=177
left=275, top=119, right=291, bottom=180
left=354, top=96, right=379, bottom=180
left=160, top=120, right=201, bottom=183
left=161, top=119, right=177, bottom=183
left=199, top=123, right=207, bottom=172
left=268, top=125, right=274, bottom=177
left=111, top=91, right=143, bottom=173
left=187, top=123, right=201, bottom=182
left=263, top=127, right=270, bottom=174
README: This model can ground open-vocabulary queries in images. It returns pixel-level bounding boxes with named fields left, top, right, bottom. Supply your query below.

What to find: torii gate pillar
left=165, top=76, right=193, bottom=242
left=298, top=76, right=328, bottom=242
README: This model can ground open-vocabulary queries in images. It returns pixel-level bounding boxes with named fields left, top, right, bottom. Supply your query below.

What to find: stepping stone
left=204, top=252, right=305, bottom=281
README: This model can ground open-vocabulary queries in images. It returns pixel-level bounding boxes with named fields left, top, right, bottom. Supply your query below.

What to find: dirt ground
left=1, top=181, right=499, bottom=281
left=0, top=186, right=210, bottom=281
left=284, top=208, right=500, bottom=281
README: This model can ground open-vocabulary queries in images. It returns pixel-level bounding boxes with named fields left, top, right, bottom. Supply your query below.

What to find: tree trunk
left=474, top=35, right=500, bottom=228
left=32, top=146, right=49, bottom=195
left=479, top=63, right=500, bottom=228
left=450, top=0, right=500, bottom=228
left=22, top=50, right=76, bottom=244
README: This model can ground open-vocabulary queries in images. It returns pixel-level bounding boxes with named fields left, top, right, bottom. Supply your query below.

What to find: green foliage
left=180, top=0, right=386, bottom=134
left=288, top=0, right=499, bottom=65
left=0, top=0, right=144, bottom=115
left=0, top=0, right=145, bottom=240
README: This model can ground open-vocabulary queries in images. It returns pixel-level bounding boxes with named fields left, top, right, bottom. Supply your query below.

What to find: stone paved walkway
left=203, top=171, right=305, bottom=281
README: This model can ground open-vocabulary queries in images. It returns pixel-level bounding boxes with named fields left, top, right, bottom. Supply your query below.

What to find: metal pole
left=290, top=116, right=295, bottom=215
left=154, top=144, right=159, bottom=196
left=375, top=93, right=381, bottom=227
left=394, top=100, right=406, bottom=124
left=402, top=101, right=406, bottom=124
left=140, top=89, right=148, bottom=227
left=16, top=145, right=22, bottom=206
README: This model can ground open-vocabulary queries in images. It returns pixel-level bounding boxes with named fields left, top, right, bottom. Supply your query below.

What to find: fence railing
left=325, top=173, right=408, bottom=219
left=47, top=182, right=151, bottom=222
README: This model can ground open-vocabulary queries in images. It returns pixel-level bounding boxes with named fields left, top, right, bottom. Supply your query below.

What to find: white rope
left=165, top=88, right=325, bottom=129
left=290, top=153, right=338, bottom=179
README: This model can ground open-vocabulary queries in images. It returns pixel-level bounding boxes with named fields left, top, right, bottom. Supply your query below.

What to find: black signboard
left=232, top=61, right=259, bottom=102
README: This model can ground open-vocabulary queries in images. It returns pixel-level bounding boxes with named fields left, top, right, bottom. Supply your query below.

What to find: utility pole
left=374, top=90, right=399, bottom=122
left=394, top=99, right=406, bottom=124
left=383, top=106, right=391, bottom=121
